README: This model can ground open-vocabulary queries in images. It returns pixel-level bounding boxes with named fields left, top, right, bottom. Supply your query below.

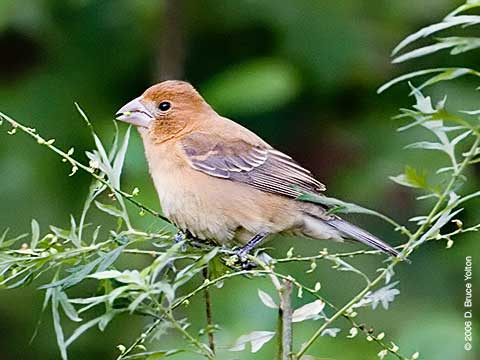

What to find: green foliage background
left=0, top=1, right=478, bottom=359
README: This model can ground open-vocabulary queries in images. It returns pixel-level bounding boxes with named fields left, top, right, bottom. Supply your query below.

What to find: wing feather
left=180, top=132, right=325, bottom=198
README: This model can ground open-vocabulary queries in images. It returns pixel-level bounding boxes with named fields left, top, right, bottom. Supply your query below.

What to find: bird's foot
left=230, top=232, right=269, bottom=270
left=174, top=231, right=216, bottom=251
left=233, top=249, right=258, bottom=270
left=173, top=231, right=187, bottom=251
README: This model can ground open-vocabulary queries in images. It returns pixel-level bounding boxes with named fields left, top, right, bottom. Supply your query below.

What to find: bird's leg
left=173, top=230, right=189, bottom=251
left=174, top=231, right=185, bottom=243
left=235, top=232, right=269, bottom=269
left=174, top=230, right=215, bottom=250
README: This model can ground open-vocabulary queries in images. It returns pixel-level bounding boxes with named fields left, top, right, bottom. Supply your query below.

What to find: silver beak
left=115, top=97, right=153, bottom=128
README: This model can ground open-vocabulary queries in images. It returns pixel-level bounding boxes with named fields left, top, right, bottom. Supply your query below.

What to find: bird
left=115, top=80, right=399, bottom=262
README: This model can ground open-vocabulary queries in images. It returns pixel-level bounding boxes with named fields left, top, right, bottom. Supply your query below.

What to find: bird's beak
left=115, top=97, right=153, bottom=128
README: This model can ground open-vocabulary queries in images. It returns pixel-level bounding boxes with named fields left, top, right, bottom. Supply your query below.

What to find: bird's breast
left=142, top=141, right=238, bottom=243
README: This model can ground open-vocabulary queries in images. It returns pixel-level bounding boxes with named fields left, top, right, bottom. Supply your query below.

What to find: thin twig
left=277, top=280, right=293, bottom=360
left=202, top=267, right=215, bottom=355
left=164, top=310, right=214, bottom=360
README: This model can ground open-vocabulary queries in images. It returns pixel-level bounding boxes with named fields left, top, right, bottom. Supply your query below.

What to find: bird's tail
left=326, top=218, right=399, bottom=257
left=302, top=214, right=399, bottom=257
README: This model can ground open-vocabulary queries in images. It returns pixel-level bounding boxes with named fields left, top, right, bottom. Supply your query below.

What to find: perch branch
left=202, top=267, right=215, bottom=355
left=277, top=280, right=293, bottom=360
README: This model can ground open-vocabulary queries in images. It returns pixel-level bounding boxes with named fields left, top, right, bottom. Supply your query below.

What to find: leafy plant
left=1, top=1, right=480, bottom=359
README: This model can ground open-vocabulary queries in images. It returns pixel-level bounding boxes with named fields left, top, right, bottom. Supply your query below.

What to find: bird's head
left=116, top=80, right=213, bottom=142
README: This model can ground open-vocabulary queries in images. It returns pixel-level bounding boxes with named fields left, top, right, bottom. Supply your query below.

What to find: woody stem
left=202, top=267, right=215, bottom=355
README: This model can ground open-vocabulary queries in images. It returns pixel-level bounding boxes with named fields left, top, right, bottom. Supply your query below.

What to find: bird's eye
left=158, top=101, right=171, bottom=112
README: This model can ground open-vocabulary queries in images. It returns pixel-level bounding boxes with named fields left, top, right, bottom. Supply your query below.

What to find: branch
left=277, top=280, right=293, bottom=360
left=202, top=268, right=215, bottom=355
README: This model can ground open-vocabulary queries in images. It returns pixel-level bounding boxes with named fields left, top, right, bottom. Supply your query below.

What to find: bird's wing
left=179, top=131, right=326, bottom=198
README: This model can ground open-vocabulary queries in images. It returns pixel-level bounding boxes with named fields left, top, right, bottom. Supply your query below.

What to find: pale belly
left=149, top=163, right=301, bottom=246
left=153, top=169, right=236, bottom=243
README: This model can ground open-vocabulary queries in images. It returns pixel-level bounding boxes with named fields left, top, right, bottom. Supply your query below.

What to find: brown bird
left=116, top=80, right=399, bottom=261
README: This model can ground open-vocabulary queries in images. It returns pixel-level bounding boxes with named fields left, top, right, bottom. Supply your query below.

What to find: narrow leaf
left=52, top=288, right=68, bottom=360
left=31, top=219, right=40, bottom=249
left=65, top=317, right=102, bottom=348
left=257, top=289, right=278, bottom=309
left=95, top=201, right=124, bottom=218
left=292, top=300, right=325, bottom=322
left=112, top=126, right=131, bottom=188
left=392, top=16, right=480, bottom=56
left=393, top=42, right=456, bottom=64
left=229, top=331, right=276, bottom=353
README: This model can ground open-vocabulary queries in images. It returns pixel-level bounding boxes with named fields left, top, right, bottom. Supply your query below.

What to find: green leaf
left=69, top=215, right=80, bottom=247
left=393, top=42, right=455, bottom=64
left=451, top=130, right=472, bottom=146
left=209, top=256, right=228, bottom=287
left=149, top=241, right=186, bottom=283
left=121, top=350, right=186, bottom=359
left=446, top=1, right=480, bottom=18
left=404, top=141, right=445, bottom=151
left=229, top=330, right=276, bottom=353
left=88, top=270, right=123, bottom=280
left=442, top=36, right=480, bottom=54
left=97, top=246, right=125, bottom=272
left=40, top=257, right=103, bottom=289
left=152, top=282, right=175, bottom=303
left=0, top=228, right=9, bottom=245
left=321, top=328, right=341, bottom=337
left=258, top=289, right=278, bottom=309
left=58, top=290, right=82, bottom=322
left=50, top=218, right=80, bottom=248
left=127, top=292, right=150, bottom=313
left=107, top=285, right=132, bottom=305
left=292, top=300, right=325, bottom=322
left=353, top=282, right=401, bottom=310
left=95, top=201, right=124, bottom=218
left=391, top=15, right=480, bottom=56
left=89, top=269, right=144, bottom=286
left=98, top=309, right=121, bottom=331
left=65, top=316, right=102, bottom=348
left=0, top=232, right=28, bottom=249
left=410, top=85, right=437, bottom=114
left=174, top=247, right=219, bottom=287
left=52, top=288, right=68, bottom=360
left=390, top=166, right=428, bottom=189
left=74, top=102, right=93, bottom=129
left=112, top=126, right=131, bottom=188
left=109, top=120, right=120, bottom=162
left=6, top=272, right=34, bottom=289
left=50, top=226, right=71, bottom=240
left=378, top=68, right=451, bottom=93
left=92, top=133, right=113, bottom=175
left=379, top=67, right=480, bottom=94
left=416, top=68, right=479, bottom=91
left=31, top=219, right=40, bottom=249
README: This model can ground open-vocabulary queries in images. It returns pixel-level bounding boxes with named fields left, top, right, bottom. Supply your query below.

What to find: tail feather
left=326, top=218, right=400, bottom=257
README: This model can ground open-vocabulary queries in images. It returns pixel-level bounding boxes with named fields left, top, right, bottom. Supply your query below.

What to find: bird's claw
left=233, top=250, right=257, bottom=270
left=240, top=260, right=257, bottom=270
left=174, top=231, right=187, bottom=251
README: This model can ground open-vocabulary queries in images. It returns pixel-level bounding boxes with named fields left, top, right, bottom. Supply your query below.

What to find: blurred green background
left=0, top=0, right=479, bottom=359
